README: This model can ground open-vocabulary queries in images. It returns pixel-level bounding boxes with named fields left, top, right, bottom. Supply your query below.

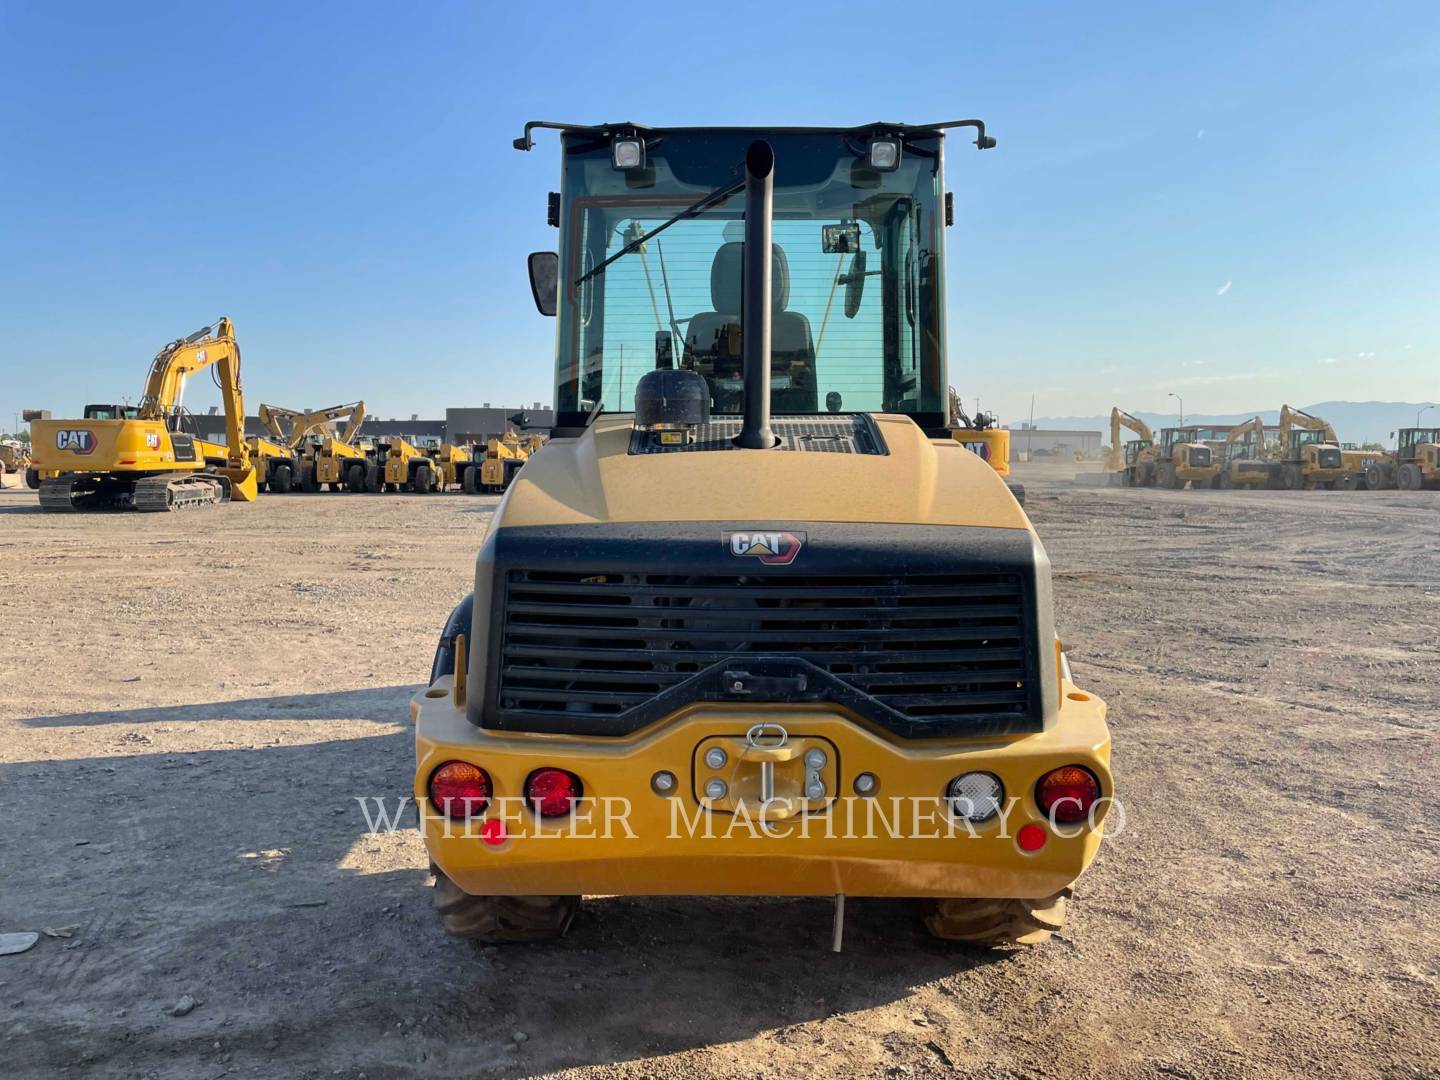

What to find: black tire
left=271, top=463, right=293, bottom=494
left=462, top=466, right=479, bottom=494
left=1279, top=464, right=1302, bottom=490
left=346, top=462, right=366, bottom=492
left=1364, top=463, right=1390, bottom=491
left=413, top=464, right=434, bottom=494
left=300, top=464, right=318, bottom=493
left=921, top=888, right=1070, bottom=946
left=1218, top=470, right=1234, bottom=489
left=1337, top=474, right=1360, bottom=491
left=364, top=462, right=382, bottom=493
left=25, top=467, right=41, bottom=490
left=1398, top=463, right=1422, bottom=491
left=431, top=864, right=579, bottom=943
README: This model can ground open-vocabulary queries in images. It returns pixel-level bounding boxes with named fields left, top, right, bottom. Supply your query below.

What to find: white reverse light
left=948, top=772, right=1004, bottom=823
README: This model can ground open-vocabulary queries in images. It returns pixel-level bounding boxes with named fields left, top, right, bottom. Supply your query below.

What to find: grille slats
left=497, top=569, right=1033, bottom=732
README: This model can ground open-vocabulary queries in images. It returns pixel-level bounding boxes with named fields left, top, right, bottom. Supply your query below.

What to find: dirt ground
left=1, top=468, right=1436, bottom=1079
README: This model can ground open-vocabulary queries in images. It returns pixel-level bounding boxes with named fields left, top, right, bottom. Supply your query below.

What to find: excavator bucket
left=222, top=465, right=259, bottom=502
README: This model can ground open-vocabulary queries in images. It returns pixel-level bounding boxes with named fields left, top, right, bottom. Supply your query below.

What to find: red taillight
left=428, top=761, right=491, bottom=819
left=1017, top=823, right=1047, bottom=852
left=1036, top=765, right=1101, bottom=824
left=524, top=768, right=582, bottom=818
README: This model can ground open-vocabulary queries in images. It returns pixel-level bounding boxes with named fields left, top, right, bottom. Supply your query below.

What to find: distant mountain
left=1013, top=401, right=1437, bottom=447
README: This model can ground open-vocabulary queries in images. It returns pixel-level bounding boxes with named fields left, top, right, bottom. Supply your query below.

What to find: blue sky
left=1, top=0, right=1436, bottom=430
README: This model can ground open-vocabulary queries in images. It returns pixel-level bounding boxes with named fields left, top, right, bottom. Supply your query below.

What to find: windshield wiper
left=575, top=174, right=744, bottom=286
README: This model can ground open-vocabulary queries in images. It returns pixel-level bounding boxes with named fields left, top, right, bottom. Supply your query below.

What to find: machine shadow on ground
left=2, top=693, right=1009, bottom=1077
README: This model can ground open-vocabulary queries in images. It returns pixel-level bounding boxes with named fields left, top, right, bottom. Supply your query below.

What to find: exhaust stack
left=734, top=140, right=779, bottom=450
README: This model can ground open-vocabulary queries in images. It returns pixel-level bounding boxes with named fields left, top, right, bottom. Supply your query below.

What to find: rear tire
left=346, top=462, right=365, bottom=492
left=271, top=463, right=293, bottom=493
left=1337, top=474, right=1360, bottom=491
left=413, top=464, right=435, bottom=494
left=26, top=467, right=41, bottom=490
left=921, top=888, right=1070, bottom=946
left=462, top=466, right=479, bottom=494
left=300, top=464, right=318, bottom=493
left=1398, top=463, right=1423, bottom=491
left=431, top=864, right=579, bottom=943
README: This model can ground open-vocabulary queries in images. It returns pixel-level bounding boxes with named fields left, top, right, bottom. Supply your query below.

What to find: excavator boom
left=1107, top=408, right=1154, bottom=471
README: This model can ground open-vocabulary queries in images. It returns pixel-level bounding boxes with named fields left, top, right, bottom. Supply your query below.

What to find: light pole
left=1168, top=392, right=1184, bottom=425
left=1418, top=404, right=1434, bottom=427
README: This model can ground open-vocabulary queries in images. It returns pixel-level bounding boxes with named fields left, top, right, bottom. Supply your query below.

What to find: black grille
left=496, top=570, right=1030, bottom=733
left=629, top=415, right=885, bottom=455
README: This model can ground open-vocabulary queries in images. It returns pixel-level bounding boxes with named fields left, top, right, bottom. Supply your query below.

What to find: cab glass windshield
left=553, top=130, right=947, bottom=420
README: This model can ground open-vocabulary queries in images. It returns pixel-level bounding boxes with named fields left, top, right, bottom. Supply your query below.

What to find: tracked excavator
left=29, top=318, right=256, bottom=511
left=947, top=387, right=1009, bottom=476
left=1106, top=408, right=1154, bottom=483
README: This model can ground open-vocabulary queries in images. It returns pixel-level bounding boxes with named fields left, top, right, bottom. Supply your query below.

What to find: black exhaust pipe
left=734, top=140, right=779, bottom=450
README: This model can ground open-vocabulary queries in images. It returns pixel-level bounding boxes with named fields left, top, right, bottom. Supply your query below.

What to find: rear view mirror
left=843, top=249, right=867, bottom=319
left=822, top=223, right=861, bottom=254
left=528, top=252, right=559, bottom=317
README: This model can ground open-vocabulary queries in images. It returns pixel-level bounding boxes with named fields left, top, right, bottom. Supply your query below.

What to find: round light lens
left=1017, top=822, right=1047, bottom=852
left=428, top=761, right=491, bottom=820
left=524, top=767, right=583, bottom=818
left=1036, top=766, right=1100, bottom=825
left=948, top=772, right=1004, bottom=823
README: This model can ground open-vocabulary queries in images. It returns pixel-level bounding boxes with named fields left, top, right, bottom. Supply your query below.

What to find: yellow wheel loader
left=377, top=435, right=438, bottom=493
left=249, top=403, right=307, bottom=493
left=0, top=439, right=32, bottom=487
left=1267, top=406, right=1352, bottom=490
left=294, top=402, right=375, bottom=492
left=463, top=431, right=534, bottom=493
left=427, top=442, right=474, bottom=491
left=1365, top=426, right=1440, bottom=491
left=29, top=319, right=256, bottom=511
left=411, top=120, right=1113, bottom=948
left=1212, top=416, right=1277, bottom=489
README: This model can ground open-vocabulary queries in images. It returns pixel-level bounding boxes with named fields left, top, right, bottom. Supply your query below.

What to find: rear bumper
left=411, top=686, right=1112, bottom=899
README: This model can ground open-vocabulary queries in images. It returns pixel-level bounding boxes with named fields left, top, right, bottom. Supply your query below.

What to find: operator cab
left=82, top=404, right=140, bottom=420
left=523, top=122, right=994, bottom=433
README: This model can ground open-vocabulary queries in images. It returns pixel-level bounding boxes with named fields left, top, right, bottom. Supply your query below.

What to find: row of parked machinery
left=1107, top=405, right=1439, bottom=491
left=19, top=319, right=544, bottom=512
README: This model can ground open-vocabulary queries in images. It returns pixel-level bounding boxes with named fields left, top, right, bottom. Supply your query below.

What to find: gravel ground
left=0, top=469, right=1436, bottom=1079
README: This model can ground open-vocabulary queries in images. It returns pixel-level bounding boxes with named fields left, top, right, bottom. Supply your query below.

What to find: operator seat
left=685, top=242, right=817, bottom=413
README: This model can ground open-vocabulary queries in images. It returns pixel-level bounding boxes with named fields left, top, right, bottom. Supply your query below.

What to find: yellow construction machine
left=1108, top=409, right=1217, bottom=488
left=1365, top=426, right=1440, bottom=491
left=1212, top=416, right=1276, bottom=489
left=464, top=431, right=536, bottom=493
left=377, top=435, right=439, bottom=493
left=947, top=387, right=1009, bottom=476
left=29, top=318, right=256, bottom=511
left=0, top=439, right=32, bottom=487
left=248, top=403, right=305, bottom=493
left=427, top=441, right=474, bottom=491
left=295, top=402, right=374, bottom=492
left=1267, top=405, right=1356, bottom=489
left=411, top=120, right=1112, bottom=948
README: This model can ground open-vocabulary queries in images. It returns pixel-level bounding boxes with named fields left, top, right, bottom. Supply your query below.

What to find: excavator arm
left=285, top=401, right=366, bottom=448
left=1278, top=405, right=1338, bottom=448
left=135, top=316, right=254, bottom=496
left=1107, top=408, right=1154, bottom=471
left=259, top=403, right=304, bottom=443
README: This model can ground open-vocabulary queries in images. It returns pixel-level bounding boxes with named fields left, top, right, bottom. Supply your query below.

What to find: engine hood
left=494, top=414, right=1032, bottom=532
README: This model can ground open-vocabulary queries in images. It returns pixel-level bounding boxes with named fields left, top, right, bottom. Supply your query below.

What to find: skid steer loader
left=412, top=120, right=1113, bottom=948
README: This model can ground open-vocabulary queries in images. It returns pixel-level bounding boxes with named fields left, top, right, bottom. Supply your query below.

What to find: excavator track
left=38, top=472, right=227, bottom=513
left=132, top=473, right=228, bottom=512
